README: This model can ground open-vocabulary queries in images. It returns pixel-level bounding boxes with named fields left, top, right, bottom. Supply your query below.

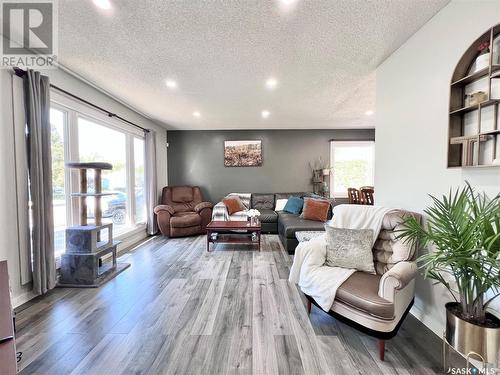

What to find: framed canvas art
left=224, top=140, right=262, bottom=167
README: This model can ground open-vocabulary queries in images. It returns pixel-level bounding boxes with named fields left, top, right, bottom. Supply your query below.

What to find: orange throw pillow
left=302, top=198, right=330, bottom=222
left=223, top=196, right=246, bottom=215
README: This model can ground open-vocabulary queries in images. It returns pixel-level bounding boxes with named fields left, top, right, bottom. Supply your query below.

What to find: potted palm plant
left=399, top=183, right=499, bottom=364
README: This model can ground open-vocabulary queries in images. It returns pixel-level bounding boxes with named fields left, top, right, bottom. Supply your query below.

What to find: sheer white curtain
left=145, top=130, right=158, bottom=235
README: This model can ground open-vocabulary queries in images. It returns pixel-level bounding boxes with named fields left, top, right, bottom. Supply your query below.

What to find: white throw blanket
left=289, top=234, right=355, bottom=311
left=289, top=204, right=393, bottom=312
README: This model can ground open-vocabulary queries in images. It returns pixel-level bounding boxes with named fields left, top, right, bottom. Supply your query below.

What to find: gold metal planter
left=445, top=302, right=500, bottom=366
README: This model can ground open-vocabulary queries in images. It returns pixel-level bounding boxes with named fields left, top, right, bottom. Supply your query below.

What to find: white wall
left=376, top=0, right=500, bottom=335
left=0, top=66, right=168, bottom=307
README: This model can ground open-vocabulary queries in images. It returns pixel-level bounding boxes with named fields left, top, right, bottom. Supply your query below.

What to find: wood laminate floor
left=15, top=235, right=459, bottom=374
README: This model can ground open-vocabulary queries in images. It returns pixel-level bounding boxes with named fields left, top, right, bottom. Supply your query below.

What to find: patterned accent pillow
left=223, top=196, right=246, bottom=215
left=324, top=226, right=376, bottom=274
left=251, top=193, right=275, bottom=210
left=301, top=198, right=330, bottom=222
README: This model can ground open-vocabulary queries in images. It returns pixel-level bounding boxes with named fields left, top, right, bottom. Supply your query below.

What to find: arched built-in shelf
left=448, top=23, right=500, bottom=168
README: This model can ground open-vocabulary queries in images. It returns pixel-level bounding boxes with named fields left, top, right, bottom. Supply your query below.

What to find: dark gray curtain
left=145, top=130, right=158, bottom=235
left=23, top=69, right=56, bottom=295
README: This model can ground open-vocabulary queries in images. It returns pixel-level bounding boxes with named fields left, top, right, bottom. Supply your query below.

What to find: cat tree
left=59, top=162, right=130, bottom=287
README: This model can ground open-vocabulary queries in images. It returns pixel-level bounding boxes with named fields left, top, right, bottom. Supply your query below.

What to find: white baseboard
left=410, top=304, right=443, bottom=338
left=12, top=290, right=37, bottom=309
left=11, top=230, right=150, bottom=308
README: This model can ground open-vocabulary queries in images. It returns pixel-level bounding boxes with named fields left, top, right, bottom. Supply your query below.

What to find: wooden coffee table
left=206, top=221, right=261, bottom=252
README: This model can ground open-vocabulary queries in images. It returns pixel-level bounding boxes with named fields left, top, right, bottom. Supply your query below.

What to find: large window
left=49, top=93, right=146, bottom=258
left=329, top=141, right=375, bottom=198
left=78, top=116, right=130, bottom=234
left=50, top=107, right=69, bottom=258
left=134, top=138, right=146, bottom=224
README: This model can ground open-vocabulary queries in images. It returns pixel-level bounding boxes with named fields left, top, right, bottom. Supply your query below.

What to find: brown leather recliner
left=154, top=186, right=213, bottom=237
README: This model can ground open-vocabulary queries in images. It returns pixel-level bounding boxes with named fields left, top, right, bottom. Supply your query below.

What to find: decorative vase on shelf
left=475, top=53, right=490, bottom=72
left=475, top=42, right=490, bottom=72
left=313, top=170, right=322, bottom=181
left=321, top=182, right=329, bottom=197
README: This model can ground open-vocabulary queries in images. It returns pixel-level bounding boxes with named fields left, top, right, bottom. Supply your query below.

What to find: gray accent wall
left=167, top=129, right=375, bottom=203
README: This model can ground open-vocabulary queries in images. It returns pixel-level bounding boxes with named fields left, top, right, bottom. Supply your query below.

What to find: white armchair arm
left=378, top=261, right=417, bottom=303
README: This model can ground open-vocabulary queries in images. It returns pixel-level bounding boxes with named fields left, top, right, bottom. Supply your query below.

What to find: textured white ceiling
left=58, top=0, right=449, bottom=130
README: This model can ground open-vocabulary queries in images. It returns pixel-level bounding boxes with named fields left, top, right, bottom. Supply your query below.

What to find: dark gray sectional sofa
left=249, top=192, right=333, bottom=254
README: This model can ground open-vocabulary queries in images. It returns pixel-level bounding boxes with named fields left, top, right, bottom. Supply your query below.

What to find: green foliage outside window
left=51, top=124, right=65, bottom=191
left=334, top=159, right=370, bottom=191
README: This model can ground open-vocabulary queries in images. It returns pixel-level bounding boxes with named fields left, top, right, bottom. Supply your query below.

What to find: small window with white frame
left=329, top=141, right=375, bottom=198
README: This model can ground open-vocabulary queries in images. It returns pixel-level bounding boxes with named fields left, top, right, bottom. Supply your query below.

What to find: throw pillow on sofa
left=301, top=197, right=330, bottom=222
left=251, top=193, right=275, bottom=210
left=226, top=193, right=251, bottom=209
left=324, top=226, right=376, bottom=274
left=223, top=196, right=246, bottom=215
left=283, top=197, right=304, bottom=215
left=275, top=198, right=288, bottom=211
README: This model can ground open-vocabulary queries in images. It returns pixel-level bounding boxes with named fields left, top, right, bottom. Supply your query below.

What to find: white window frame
left=132, top=137, right=147, bottom=225
left=49, top=104, right=73, bottom=231
left=329, top=141, right=375, bottom=198
left=50, top=90, right=146, bottom=243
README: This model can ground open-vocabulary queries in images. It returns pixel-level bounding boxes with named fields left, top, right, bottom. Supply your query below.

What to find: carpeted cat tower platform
left=58, top=162, right=130, bottom=288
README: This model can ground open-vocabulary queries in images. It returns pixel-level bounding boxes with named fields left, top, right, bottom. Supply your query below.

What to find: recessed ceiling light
left=365, top=110, right=374, bottom=116
left=265, top=77, right=278, bottom=90
left=261, top=110, right=270, bottom=119
left=193, top=111, right=201, bottom=118
left=93, top=0, right=112, bottom=10
left=280, top=0, right=297, bottom=5
left=166, top=80, right=177, bottom=89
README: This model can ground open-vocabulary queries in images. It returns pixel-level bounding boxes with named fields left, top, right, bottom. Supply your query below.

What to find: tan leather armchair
left=154, top=186, right=213, bottom=237
left=305, top=209, right=421, bottom=361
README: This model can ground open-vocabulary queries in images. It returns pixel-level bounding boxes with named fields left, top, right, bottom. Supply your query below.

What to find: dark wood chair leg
left=378, top=340, right=385, bottom=361
left=307, top=300, right=312, bottom=315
